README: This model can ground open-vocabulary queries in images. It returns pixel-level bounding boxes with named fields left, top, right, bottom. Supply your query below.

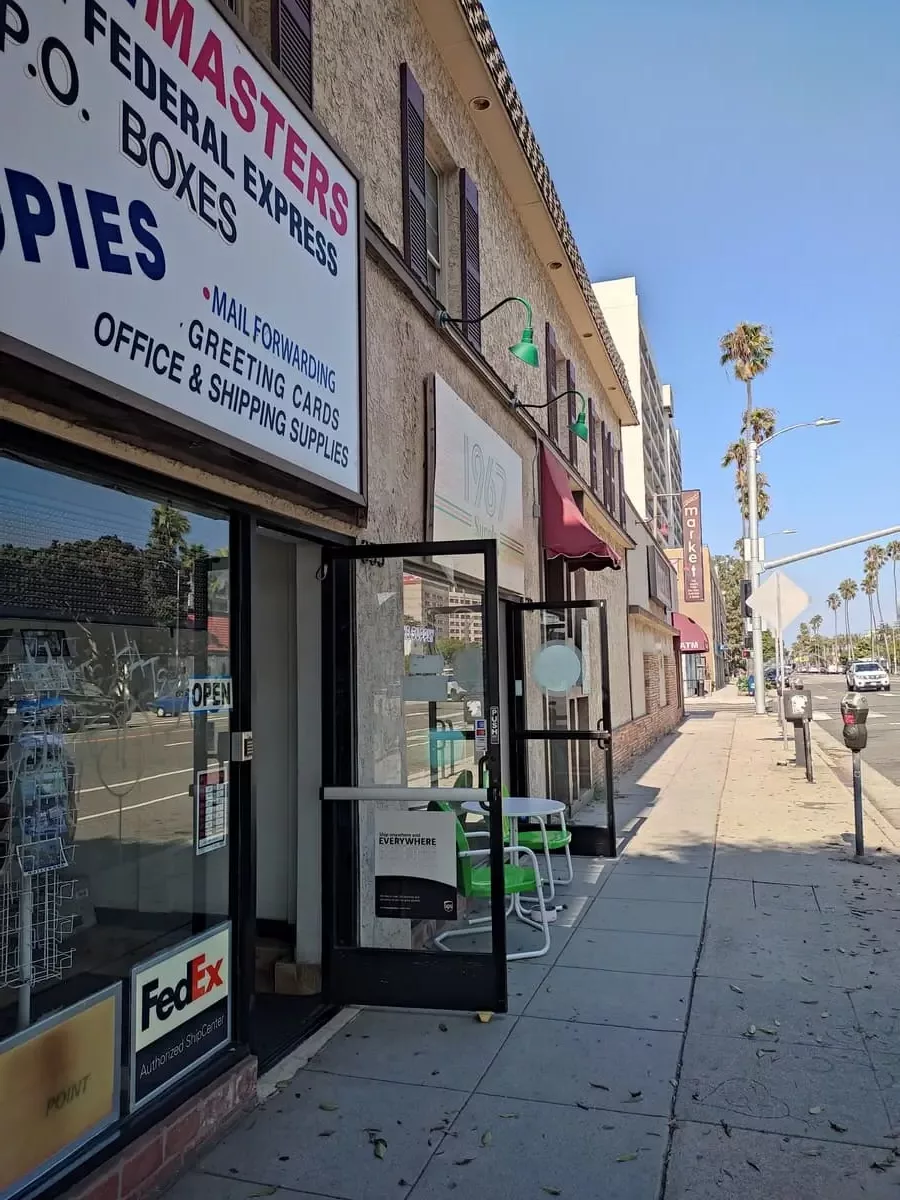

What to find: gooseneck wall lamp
left=513, top=390, right=590, bottom=442
left=437, top=296, right=539, bottom=367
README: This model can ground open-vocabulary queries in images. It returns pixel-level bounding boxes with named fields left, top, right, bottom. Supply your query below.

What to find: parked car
left=153, top=690, right=190, bottom=717
left=846, top=661, right=891, bottom=692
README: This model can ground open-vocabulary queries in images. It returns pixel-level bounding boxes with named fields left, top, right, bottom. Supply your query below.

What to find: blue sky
left=486, top=0, right=900, bottom=635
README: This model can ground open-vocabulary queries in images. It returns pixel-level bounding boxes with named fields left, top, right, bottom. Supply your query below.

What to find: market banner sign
left=374, top=809, right=458, bottom=921
left=428, top=375, right=525, bottom=595
left=681, top=490, right=704, bottom=602
left=0, top=0, right=362, bottom=500
left=130, top=922, right=231, bottom=1109
left=0, top=985, right=120, bottom=1199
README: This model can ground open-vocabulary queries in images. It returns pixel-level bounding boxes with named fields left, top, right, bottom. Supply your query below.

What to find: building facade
left=591, top=277, right=683, bottom=548
left=0, top=4, right=685, bottom=1199
left=666, top=544, right=728, bottom=695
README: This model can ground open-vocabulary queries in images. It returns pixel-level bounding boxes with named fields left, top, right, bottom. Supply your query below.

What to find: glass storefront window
left=0, top=454, right=231, bottom=1066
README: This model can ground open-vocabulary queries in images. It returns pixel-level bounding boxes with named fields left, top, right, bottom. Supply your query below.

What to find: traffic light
left=741, top=579, right=752, bottom=620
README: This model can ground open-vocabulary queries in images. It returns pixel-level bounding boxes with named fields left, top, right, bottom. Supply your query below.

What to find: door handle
left=596, top=726, right=611, bottom=749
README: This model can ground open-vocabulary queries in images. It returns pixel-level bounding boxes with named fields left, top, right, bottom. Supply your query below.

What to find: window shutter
left=588, top=398, right=598, bottom=492
left=545, top=323, right=558, bottom=443
left=400, top=64, right=428, bottom=285
left=272, top=0, right=313, bottom=109
left=566, top=360, right=577, bottom=463
left=459, top=170, right=482, bottom=351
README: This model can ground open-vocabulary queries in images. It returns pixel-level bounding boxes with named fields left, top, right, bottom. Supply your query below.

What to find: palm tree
left=865, top=544, right=892, bottom=668
left=827, top=592, right=841, bottom=664
left=148, top=502, right=190, bottom=558
left=722, top=407, right=776, bottom=524
left=810, top=614, right=823, bottom=668
left=838, top=578, right=857, bottom=664
left=862, top=573, right=878, bottom=659
left=719, top=326, right=775, bottom=547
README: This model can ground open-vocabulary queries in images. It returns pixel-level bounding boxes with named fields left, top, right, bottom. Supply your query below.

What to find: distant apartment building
left=592, top=279, right=683, bottom=548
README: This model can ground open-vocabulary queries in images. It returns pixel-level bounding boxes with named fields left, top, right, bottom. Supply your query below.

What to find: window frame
left=424, top=156, right=444, bottom=300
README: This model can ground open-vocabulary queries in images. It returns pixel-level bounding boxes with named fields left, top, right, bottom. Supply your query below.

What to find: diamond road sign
left=746, top=571, right=810, bottom=633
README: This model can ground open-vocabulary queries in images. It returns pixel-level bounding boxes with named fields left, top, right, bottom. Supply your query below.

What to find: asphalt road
left=804, top=673, right=900, bottom=786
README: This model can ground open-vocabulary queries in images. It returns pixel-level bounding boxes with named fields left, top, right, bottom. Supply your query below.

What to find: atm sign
left=189, top=677, right=233, bottom=713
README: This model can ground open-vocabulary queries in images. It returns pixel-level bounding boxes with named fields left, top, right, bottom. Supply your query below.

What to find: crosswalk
left=812, top=710, right=886, bottom=722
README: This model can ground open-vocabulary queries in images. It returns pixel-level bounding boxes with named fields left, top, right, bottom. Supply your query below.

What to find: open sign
left=189, top=678, right=233, bottom=713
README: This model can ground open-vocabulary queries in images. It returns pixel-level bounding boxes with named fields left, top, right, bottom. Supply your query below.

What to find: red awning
left=673, top=611, right=709, bottom=653
left=540, top=447, right=622, bottom=571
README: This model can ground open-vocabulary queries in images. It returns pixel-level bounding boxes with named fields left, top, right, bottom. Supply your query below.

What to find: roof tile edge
left=459, top=0, right=637, bottom=419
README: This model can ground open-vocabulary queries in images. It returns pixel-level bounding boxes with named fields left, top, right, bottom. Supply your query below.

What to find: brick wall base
left=67, top=1057, right=257, bottom=1200
left=612, top=697, right=684, bottom=776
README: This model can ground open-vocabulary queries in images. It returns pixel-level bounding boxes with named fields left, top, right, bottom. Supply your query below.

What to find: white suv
left=846, top=661, right=891, bottom=692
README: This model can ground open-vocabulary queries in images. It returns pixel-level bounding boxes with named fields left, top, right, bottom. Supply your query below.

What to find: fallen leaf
left=830, top=1121, right=848, bottom=1133
left=318, top=1130, right=335, bottom=1138
left=871, top=1158, right=895, bottom=1172
left=758, top=1027, right=778, bottom=1036
left=746, top=1024, right=757, bottom=1037
left=373, top=1139, right=387, bottom=1160
left=453, top=1158, right=474, bottom=1167
left=319, top=1102, right=339, bottom=1112
left=801, top=975, right=814, bottom=983
left=820, top=1012, right=830, bottom=1019
left=729, top=984, right=744, bottom=994
left=439, top=1023, right=449, bottom=1032
left=629, top=1090, right=643, bottom=1099
left=475, top=1012, right=493, bottom=1023
left=542, top=1188, right=562, bottom=1196
left=617, top=1153, right=639, bottom=1163
left=499, top=1113, right=519, bottom=1119
left=480, top=1131, right=493, bottom=1147
left=746, top=1159, right=761, bottom=1172
left=576, top=1102, right=590, bottom=1110
left=247, top=1190, right=278, bottom=1198
left=809, top=1106, right=823, bottom=1115
left=720, top=1121, right=732, bottom=1137
left=589, top=1082, right=610, bottom=1090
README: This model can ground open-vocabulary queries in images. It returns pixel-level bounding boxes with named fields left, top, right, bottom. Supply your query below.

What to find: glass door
left=507, top=599, right=615, bottom=856
left=320, top=539, right=507, bottom=1012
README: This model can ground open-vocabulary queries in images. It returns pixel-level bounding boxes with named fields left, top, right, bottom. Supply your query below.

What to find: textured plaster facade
left=1, top=0, right=655, bottom=960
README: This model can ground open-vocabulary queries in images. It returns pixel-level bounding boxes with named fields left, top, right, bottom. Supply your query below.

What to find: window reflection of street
left=0, top=464, right=230, bottom=1033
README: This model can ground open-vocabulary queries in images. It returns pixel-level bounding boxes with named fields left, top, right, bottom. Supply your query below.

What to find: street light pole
left=748, top=440, right=766, bottom=715
left=747, top=418, right=840, bottom=717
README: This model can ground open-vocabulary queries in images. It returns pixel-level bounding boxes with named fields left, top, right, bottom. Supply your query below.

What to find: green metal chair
left=474, top=771, right=574, bottom=900
left=428, top=799, right=550, bottom=960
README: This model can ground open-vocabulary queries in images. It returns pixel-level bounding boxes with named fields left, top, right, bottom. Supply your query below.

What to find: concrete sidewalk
left=163, top=712, right=900, bottom=1200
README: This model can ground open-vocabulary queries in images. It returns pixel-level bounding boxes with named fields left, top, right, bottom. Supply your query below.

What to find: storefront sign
left=681, top=490, right=704, bottom=602
left=130, top=923, right=231, bottom=1110
left=195, top=765, right=228, bottom=854
left=0, top=0, right=361, bottom=499
left=374, top=810, right=457, bottom=921
left=648, top=545, right=674, bottom=609
left=429, top=376, right=525, bottom=594
left=0, top=986, right=121, bottom=1199
left=189, top=676, right=232, bottom=712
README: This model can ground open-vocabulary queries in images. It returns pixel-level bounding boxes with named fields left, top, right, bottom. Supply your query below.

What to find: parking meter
left=785, top=681, right=812, bottom=724
left=841, top=693, right=869, bottom=751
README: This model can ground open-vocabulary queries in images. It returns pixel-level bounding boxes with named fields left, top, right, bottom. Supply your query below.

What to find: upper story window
left=425, top=159, right=442, bottom=298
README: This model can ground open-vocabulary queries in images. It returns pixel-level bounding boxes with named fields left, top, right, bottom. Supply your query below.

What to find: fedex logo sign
left=140, top=950, right=224, bottom=1031
left=133, top=925, right=230, bottom=1050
